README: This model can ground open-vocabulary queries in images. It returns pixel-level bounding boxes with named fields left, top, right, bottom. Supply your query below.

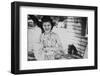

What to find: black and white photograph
left=27, top=15, right=88, bottom=61
left=11, top=1, right=97, bottom=74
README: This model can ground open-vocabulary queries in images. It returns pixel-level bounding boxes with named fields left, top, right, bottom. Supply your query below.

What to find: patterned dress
left=40, top=32, right=64, bottom=60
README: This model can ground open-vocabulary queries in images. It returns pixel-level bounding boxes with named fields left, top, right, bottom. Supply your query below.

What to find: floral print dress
left=40, top=32, right=64, bottom=60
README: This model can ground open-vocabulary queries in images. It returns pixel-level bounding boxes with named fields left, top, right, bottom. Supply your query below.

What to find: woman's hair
left=41, top=16, right=54, bottom=33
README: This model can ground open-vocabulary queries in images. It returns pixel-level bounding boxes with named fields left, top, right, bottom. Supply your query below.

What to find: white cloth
left=27, top=26, right=41, bottom=52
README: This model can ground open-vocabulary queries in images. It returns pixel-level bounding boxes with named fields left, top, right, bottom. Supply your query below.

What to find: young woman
left=39, top=16, right=64, bottom=60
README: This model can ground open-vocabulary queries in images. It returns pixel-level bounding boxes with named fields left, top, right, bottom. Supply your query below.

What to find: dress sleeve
left=54, top=33, right=63, bottom=50
left=39, top=34, right=43, bottom=43
left=39, top=34, right=44, bottom=49
left=53, top=33, right=65, bottom=58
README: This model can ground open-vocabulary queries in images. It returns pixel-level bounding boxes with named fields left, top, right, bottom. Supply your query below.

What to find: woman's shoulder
left=51, top=32, right=59, bottom=38
left=40, top=33, right=44, bottom=38
left=51, top=32, right=56, bottom=35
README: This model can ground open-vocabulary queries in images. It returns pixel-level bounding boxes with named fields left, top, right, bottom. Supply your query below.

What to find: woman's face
left=43, top=22, right=52, bottom=33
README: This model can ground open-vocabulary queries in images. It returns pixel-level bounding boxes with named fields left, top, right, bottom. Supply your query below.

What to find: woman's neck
left=44, top=32, right=50, bottom=35
left=44, top=31, right=52, bottom=35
